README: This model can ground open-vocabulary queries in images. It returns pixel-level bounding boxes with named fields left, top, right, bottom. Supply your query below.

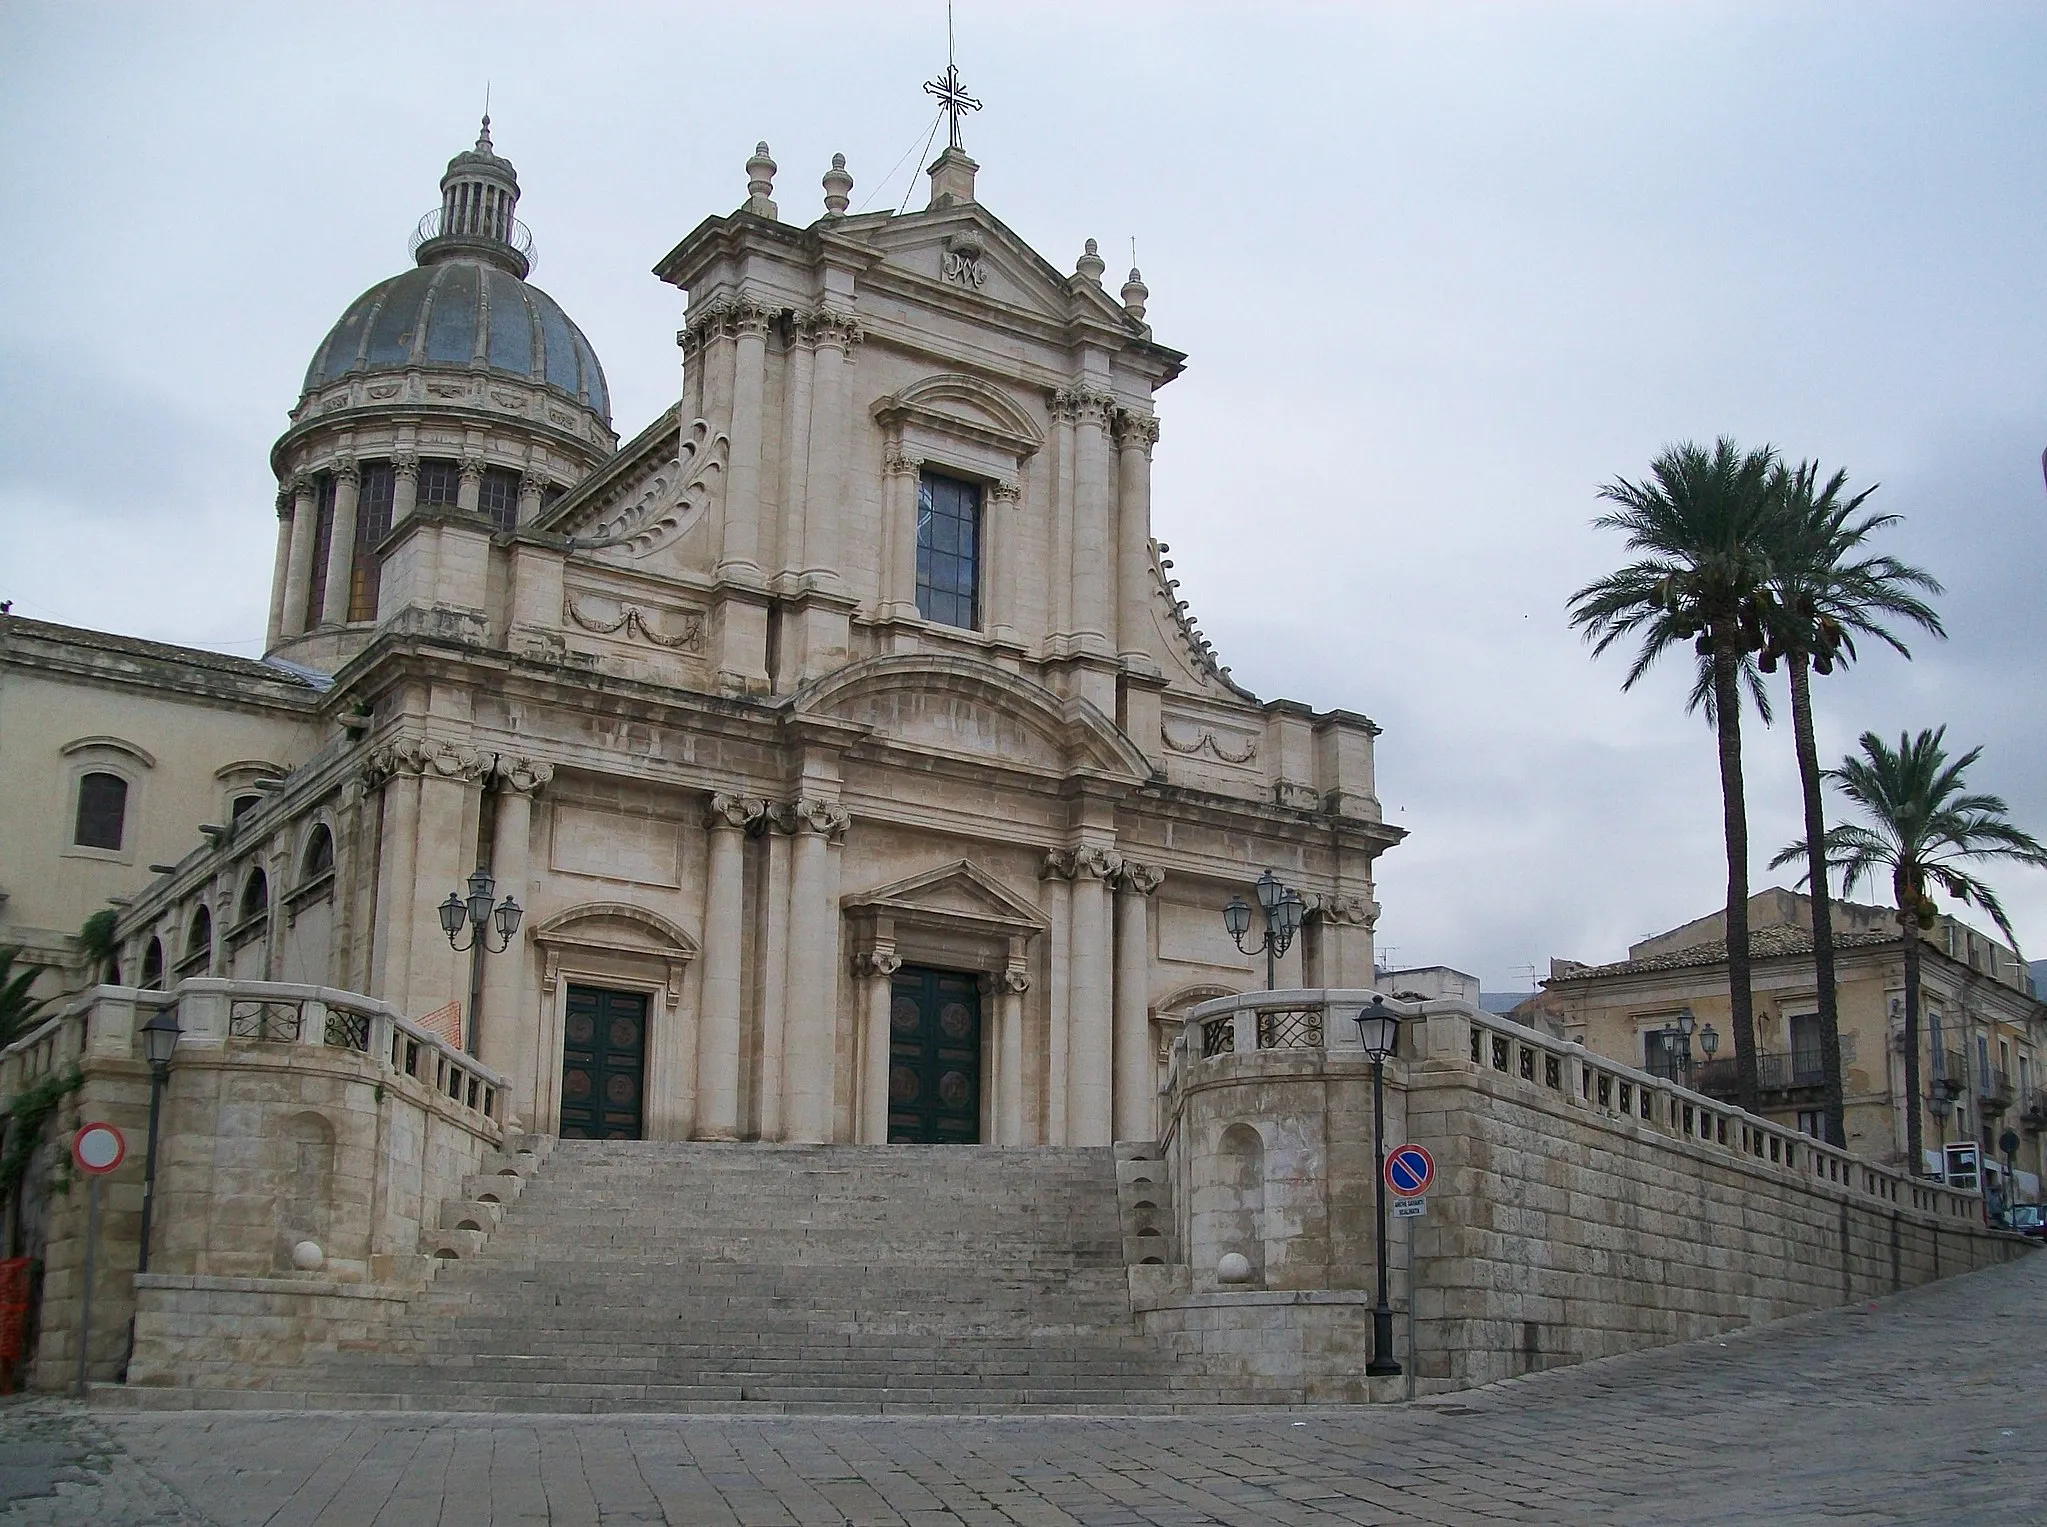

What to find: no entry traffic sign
left=72, top=1122, right=126, bottom=1176
left=1384, top=1143, right=1435, bottom=1197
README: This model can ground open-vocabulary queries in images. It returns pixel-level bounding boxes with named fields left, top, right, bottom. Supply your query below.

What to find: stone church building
left=5, top=117, right=1398, bottom=1150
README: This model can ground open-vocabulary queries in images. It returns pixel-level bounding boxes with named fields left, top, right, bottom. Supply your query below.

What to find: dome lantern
left=410, top=115, right=534, bottom=279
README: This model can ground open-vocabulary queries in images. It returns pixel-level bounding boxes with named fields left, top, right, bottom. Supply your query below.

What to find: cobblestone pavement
left=4, top=1252, right=2044, bottom=1526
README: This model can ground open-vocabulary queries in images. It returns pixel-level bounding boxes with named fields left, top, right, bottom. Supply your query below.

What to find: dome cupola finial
left=410, top=110, right=533, bottom=279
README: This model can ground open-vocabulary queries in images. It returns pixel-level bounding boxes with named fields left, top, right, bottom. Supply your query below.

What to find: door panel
left=888, top=966, right=982, bottom=1144
left=560, top=985, right=647, bottom=1140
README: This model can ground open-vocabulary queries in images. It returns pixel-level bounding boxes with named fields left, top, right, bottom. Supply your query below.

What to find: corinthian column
left=479, top=758, right=551, bottom=1115
left=881, top=445, right=922, bottom=619
left=777, top=319, right=816, bottom=583
left=802, top=309, right=858, bottom=586
left=1069, top=389, right=1114, bottom=645
left=1040, top=852, right=1074, bottom=1143
left=279, top=475, right=318, bottom=639
left=1113, top=412, right=1159, bottom=665
left=696, top=792, right=762, bottom=1140
left=1113, top=862, right=1163, bottom=1141
left=1066, top=846, right=1121, bottom=1146
left=781, top=796, right=849, bottom=1143
left=719, top=298, right=771, bottom=583
left=854, top=946, right=902, bottom=1144
left=266, top=490, right=294, bottom=649
left=320, top=458, right=362, bottom=628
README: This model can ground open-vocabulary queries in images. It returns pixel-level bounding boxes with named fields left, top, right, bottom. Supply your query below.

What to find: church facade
left=10, top=118, right=1399, bottom=1149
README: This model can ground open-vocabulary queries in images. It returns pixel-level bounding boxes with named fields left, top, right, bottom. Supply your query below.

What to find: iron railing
left=1693, top=1049, right=1829, bottom=1098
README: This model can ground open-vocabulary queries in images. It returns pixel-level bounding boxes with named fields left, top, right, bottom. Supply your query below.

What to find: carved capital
left=805, top=305, right=862, bottom=350
left=331, top=455, right=361, bottom=486
left=275, top=485, right=295, bottom=517
left=1040, top=849, right=1075, bottom=882
left=853, top=949, right=903, bottom=979
left=787, top=796, right=850, bottom=839
left=423, top=739, right=490, bottom=782
left=390, top=451, right=420, bottom=482
left=1117, top=861, right=1164, bottom=896
left=459, top=455, right=487, bottom=486
left=1070, top=846, right=1124, bottom=883
left=1051, top=385, right=1115, bottom=428
left=1307, top=892, right=1376, bottom=927
left=1002, top=965, right=1032, bottom=994
left=494, top=757, right=554, bottom=796
left=705, top=791, right=766, bottom=833
left=883, top=444, right=924, bottom=478
left=289, top=472, right=315, bottom=501
left=988, top=479, right=1022, bottom=505
left=727, top=296, right=774, bottom=339
left=1113, top=410, right=1161, bottom=452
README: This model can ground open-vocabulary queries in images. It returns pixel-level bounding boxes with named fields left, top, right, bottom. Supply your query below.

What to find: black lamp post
left=438, top=866, right=523, bottom=954
left=1699, top=1022, right=1720, bottom=1075
left=135, top=1008, right=182, bottom=1276
left=1355, top=994, right=1403, bottom=1379
left=1223, top=870, right=1305, bottom=991
left=1928, top=1076, right=1964, bottom=1180
left=1674, top=1007, right=1698, bottom=1086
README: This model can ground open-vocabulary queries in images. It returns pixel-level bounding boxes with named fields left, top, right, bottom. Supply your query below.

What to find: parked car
left=2007, top=1204, right=2046, bottom=1240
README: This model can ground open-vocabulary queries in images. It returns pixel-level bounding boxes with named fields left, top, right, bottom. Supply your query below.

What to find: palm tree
left=0, top=947, right=46, bottom=1053
left=1781, top=729, right=2047, bottom=1174
left=1756, top=464, right=1944, bottom=1148
left=1569, top=438, right=1783, bottom=1114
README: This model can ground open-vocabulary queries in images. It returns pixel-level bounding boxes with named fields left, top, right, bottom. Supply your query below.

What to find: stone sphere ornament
left=291, top=1240, right=325, bottom=1271
left=1216, top=1252, right=1254, bottom=1285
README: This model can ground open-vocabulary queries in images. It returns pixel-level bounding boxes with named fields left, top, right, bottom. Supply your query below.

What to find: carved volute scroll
left=572, top=417, right=729, bottom=558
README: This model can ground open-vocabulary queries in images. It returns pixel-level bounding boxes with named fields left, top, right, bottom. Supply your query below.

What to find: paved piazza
left=4, top=1254, right=2043, bottom=1527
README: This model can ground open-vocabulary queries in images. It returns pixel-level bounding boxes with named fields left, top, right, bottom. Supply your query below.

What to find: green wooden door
left=888, top=967, right=982, bottom=1144
left=559, top=985, right=647, bottom=1140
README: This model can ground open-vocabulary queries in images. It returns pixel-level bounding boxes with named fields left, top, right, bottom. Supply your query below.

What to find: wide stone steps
left=258, top=1140, right=1220, bottom=1412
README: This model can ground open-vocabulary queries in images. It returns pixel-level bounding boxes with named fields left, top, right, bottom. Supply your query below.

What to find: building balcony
left=1978, top=1067, right=2015, bottom=1113
left=2020, top=1090, right=2047, bottom=1131
left=1693, top=1049, right=1828, bottom=1101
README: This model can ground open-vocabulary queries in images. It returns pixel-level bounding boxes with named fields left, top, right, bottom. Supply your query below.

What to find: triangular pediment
left=863, top=204, right=1136, bottom=332
left=842, top=859, right=1048, bottom=934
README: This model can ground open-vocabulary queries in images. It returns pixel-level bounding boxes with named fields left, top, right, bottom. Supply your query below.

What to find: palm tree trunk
left=1713, top=644, right=1760, bottom=1115
left=1900, top=902, right=1926, bottom=1174
left=1788, top=654, right=1846, bottom=1147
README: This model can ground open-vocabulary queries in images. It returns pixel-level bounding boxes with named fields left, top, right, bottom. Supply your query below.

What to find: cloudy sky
left=4, top=2, right=2043, bottom=989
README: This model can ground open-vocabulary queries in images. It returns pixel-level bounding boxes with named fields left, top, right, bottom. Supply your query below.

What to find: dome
left=301, top=262, right=610, bottom=422
left=296, top=116, right=610, bottom=424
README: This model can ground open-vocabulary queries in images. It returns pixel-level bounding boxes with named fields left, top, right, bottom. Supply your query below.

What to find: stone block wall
left=1160, top=992, right=2031, bottom=1401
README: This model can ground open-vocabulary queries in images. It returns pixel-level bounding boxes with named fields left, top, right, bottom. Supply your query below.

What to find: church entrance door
left=888, top=966, right=982, bottom=1144
left=559, top=984, right=647, bottom=1140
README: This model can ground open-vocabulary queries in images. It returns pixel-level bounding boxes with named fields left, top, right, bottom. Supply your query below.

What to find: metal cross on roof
left=924, top=62, right=981, bottom=153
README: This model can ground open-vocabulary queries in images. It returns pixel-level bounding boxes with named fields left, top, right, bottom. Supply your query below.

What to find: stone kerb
left=1160, top=988, right=2033, bottom=1403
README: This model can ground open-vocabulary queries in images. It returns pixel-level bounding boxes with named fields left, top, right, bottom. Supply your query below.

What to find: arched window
left=231, top=794, right=262, bottom=821
left=141, top=938, right=164, bottom=990
left=239, top=868, right=270, bottom=925
left=302, top=824, right=335, bottom=881
left=73, top=772, right=129, bottom=850
left=179, top=904, right=213, bottom=975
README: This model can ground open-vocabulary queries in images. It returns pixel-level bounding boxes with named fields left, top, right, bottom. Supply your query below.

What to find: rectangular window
left=915, top=471, right=981, bottom=630
left=1796, top=1110, right=1823, bottom=1139
left=1642, top=1028, right=1684, bottom=1082
left=1788, top=1013, right=1823, bottom=1085
left=349, top=462, right=396, bottom=621
left=303, top=473, right=336, bottom=628
left=479, top=467, right=521, bottom=532
left=73, top=771, right=128, bottom=850
left=417, top=458, right=462, bottom=507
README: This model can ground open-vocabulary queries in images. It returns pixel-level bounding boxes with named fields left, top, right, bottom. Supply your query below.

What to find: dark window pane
left=240, top=869, right=269, bottom=922
left=349, top=462, right=396, bottom=621
left=183, top=905, right=212, bottom=970
left=303, top=474, right=336, bottom=627
left=231, top=794, right=260, bottom=820
left=141, top=939, right=163, bottom=990
left=915, top=470, right=980, bottom=629
left=74, top=772, right=127, bottom=849
left=417, top=458, right=462, bottom=507
left=480, top=467, right=521, bottom=532
left=303, top=825, right=335, bottom=879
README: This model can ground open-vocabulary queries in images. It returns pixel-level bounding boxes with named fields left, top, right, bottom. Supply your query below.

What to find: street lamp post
left=439, top=867, right=524, bottom=1055
left=1700, top=1022, right=1720, bottom=1071
left=135, top=1008, right=182, bottom=1275
left=1222, top=870, right=1305, bottom=991
left=1928, top=1086, right=1954, bottom=1181
left=1355, top=994, right=1403, bottom=1379
left=1674, top=1008, right=1697, bottom=1086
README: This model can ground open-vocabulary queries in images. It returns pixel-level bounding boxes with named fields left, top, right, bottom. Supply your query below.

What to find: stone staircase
left=209, top=1140, right=1239, bottom=1413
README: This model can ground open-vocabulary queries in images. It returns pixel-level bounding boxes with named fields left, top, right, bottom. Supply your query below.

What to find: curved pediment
left=872, top=373, right=1043, bottom=459
left=530, top=901, right=700, bottom=962
left=792, top=654, right=1150, bottom=782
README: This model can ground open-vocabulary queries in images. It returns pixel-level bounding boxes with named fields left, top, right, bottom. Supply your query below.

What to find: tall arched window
left=239, top=868, right=270, bottom=926
left=73, top=772, right=129, bottom=850
left=141, top=938, right=164, bottom=990
left=302, top=824, right=335, bottom=881
left=180, top=904, right=213, bottom=976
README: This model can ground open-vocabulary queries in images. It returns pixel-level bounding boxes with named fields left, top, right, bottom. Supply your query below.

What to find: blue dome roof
left=302, top=260, right=610, bottom=423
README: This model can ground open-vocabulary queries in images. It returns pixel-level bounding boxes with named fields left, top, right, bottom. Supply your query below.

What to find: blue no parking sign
left=1384, top=1144, right=1435, bottom=1197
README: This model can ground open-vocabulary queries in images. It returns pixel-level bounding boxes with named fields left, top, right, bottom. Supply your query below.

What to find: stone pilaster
left=479, top=757, right=551, bottom=1120
left=800, top=308, right=859, bottom=590
left=1113, top=861, right=1163, bottom=1142
left=781, top=796, right=849, bottom=1143
left=319, top=457, right=361, bottom=628
left=881, top=444, right=922, bottom=621
left=1040, top=852, right=1074, bottom=1144
left=986, top=479, right=1023, bottom=644
left=1065, top=387, right=1115, bottom=647
left=998, top=957, right=1031, bottom=1147
left=1065, top=844, right=1122, bottom=1146
left=279, top=475, right=318, bottom=639
left=853, top=945, right=902, bottom=1144
left=389, top=451, right=419, bottom=527
left=265, top=489, right=294, bottom=649
left=696, top=792, right=764, bottom=1140
left=1113, top=412, right=1160, bottom=667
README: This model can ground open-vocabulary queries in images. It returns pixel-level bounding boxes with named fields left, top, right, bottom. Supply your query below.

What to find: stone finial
left=744, top=141, right=778, bottom=220
left=1076, top=238, right=1106, bottom=283
left=927, top=146, right=978, bottom=207
left=822, top=152, right=853, bottom=216
left=1121, top=267, right=1149, bottom=320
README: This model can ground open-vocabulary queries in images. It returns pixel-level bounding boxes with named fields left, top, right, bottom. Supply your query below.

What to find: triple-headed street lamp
left=438, top=866, right=524, bottom=953
left=1355, top=994, right=1404, bottom=1379
left=1222, top=870, right=1305, bottom=991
